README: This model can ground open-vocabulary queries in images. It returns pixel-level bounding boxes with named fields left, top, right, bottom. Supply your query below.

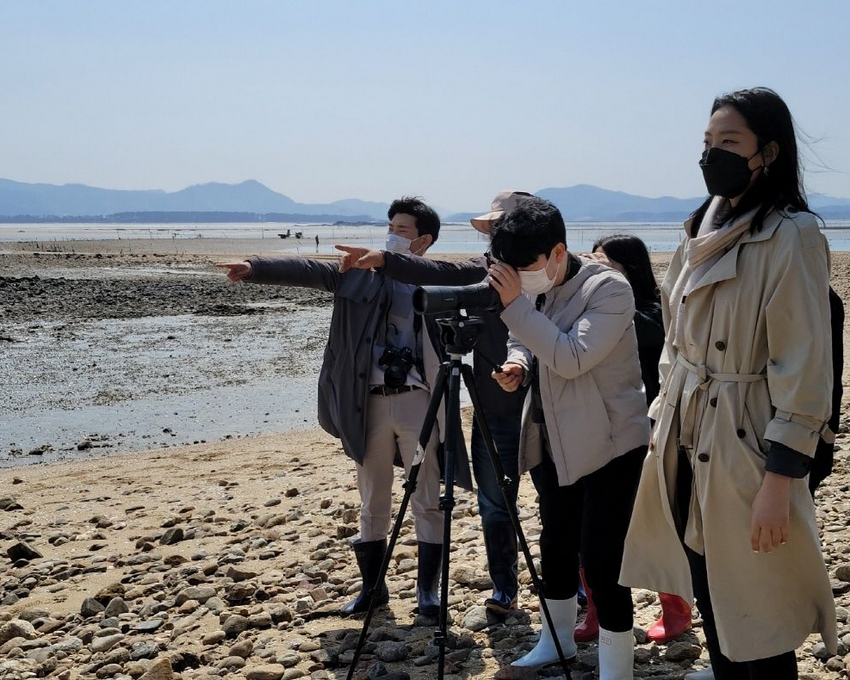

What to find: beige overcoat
left=620, top=208, right=838, bottom=662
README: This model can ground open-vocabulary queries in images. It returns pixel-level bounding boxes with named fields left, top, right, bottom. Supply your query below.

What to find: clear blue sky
left=1, top=0, right=848, bottom=211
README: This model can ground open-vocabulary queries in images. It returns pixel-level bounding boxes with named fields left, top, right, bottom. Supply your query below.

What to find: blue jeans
left=470, top=413, right=521, bottom=528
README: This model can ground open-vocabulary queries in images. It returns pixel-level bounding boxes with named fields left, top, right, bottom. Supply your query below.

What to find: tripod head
left=436, top=313, right=485, bottom=357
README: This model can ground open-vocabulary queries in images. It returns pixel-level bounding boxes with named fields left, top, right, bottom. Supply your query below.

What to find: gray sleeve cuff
left=765, top=440, right=812, bottom=478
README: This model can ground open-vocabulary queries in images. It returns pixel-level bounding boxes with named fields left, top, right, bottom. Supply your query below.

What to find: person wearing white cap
left=336, top=190, right=534, bottom=615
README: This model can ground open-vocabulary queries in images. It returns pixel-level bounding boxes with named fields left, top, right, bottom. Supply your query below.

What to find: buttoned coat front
left=620, top=209, right=838, bottom=662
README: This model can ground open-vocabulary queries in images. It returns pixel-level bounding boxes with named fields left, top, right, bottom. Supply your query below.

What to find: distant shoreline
left=0, top=212, right=385, bottom=225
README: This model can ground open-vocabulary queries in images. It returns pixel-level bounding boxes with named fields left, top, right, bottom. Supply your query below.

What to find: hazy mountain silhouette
left=0, top=179, right=389, bottom=221
left=2, top=178, right=849, bottom=222
left=448, top=185, right=850, bottom=221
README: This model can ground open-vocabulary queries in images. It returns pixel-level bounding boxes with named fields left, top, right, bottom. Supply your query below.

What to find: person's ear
left=412, top=234, right=433, bottom=254
left=553, top=243, right=567, bottom=262
left=762, top=141, right=780, bottom=168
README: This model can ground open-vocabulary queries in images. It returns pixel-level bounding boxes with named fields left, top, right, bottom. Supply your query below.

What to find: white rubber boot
left=598, top=627, right=634, bottom=680
left=685, top=667, right=715, bottom=680
left=511, top=597, right=577, bottom=668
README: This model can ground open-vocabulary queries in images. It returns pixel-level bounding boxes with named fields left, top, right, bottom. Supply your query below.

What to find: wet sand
left=1, top=239, right=850, bottom=679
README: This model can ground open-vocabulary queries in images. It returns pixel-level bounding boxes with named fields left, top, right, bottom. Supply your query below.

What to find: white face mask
left=519, top=254, right=556, bottom=296
left=386, top=233, right=413, bottom=254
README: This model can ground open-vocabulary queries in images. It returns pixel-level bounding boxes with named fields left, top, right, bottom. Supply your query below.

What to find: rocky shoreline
left=3, top=426, right=850, bottom=680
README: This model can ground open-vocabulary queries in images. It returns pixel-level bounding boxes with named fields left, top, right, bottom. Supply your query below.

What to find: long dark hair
left=689, top=87, right=816, bottom=236
left=592, top=234, right=659, bottom=303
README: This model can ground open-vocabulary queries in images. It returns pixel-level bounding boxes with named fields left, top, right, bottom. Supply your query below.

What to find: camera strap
left=530, top=293, right=546, bottom=423
left=384, top=280, right=426, bottom=379
left=413, top=313, right=426, bottom=378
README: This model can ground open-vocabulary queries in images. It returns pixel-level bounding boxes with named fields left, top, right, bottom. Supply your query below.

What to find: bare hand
left=216, top=261, right=253, bottom=283
left=488, top=262, right=522, bottom=306
left=335, top=245, right=385, bottom=273
left=751, top=472, right=791, bottom=553
left=586, top=251, right=611, bottom=266
left=493, top=363, right=525, bottom=392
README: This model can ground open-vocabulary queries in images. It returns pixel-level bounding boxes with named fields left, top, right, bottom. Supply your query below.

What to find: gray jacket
left=502, top=257, right=651, bottom=486
left=246, top=255, right=472, bottom=490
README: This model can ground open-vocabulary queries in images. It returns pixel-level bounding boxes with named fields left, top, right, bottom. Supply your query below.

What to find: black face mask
left=699, top=147, right=763, bottom=198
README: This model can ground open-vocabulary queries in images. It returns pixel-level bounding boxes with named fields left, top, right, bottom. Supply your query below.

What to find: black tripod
left=345, top=313, right=572, bottom=680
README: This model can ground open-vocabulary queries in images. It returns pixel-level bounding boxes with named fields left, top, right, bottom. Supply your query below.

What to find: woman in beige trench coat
left=620, top=87, right=837, bottom=680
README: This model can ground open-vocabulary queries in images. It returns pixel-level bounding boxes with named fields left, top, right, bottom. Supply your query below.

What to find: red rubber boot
left=574, top=567, right=599, bottom=642
left=647, top=592, right=692, bottom=643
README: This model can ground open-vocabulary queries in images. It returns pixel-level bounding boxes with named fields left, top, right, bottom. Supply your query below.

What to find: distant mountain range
left=0, top=179, right=385, bottom=223
left=2, top=178, right=849, bottom=223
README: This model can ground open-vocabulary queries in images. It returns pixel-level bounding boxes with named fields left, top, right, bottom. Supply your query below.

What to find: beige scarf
left=669, top=196, right=759, bottom=349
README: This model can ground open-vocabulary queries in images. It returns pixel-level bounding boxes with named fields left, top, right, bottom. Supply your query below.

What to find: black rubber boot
left=341, top=539, right=390, bottom=615
left=482, top=522, right=519, bottom=614
left=415, top=541, right=442, bottom=618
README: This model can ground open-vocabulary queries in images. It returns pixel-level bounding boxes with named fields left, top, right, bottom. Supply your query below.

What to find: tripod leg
left=460, top=364, right=573, bottom=679
left=344, top=364, right=449, bottom=680
left=436, top=359, right=461, bottom=680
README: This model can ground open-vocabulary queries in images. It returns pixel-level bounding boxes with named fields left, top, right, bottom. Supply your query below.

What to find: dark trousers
left=529, top=444, right=645, bottom=633
left=470, top=413, right=522, bottom=528
left=676, top=451, right=798, bottom=680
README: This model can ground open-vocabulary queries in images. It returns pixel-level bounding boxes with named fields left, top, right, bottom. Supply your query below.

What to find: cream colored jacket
left=501, top=257, right=651, bottom=486
left=620, top=209, right=837, bottom=662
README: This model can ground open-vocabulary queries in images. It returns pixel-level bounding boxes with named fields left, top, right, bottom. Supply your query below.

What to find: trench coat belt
left=675, top=354, right=766, bottom=451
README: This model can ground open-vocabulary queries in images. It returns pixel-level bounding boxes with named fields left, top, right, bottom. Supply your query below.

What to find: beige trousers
left=356, top=388, right=443, bottom=544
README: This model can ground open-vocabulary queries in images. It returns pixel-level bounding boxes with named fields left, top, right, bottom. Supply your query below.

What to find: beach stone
left=104, top=648, right=131, bottom=665
left=51, top=636, right=84, bottom=654
left=202, top=630, right=226, bottom=645
left=270, top=606, right=294, bottom=624
left=6, top=542, right=42, bottom=562
left=0, top=638, right=26, bottom=655
left=217, top=656, right=247, bottom=670
left=664, top=641, right=702, bottom=661
left=131, top=642, right=160, bottom=661
left=827, top=656, right=844, bottom=672
left=223, top=614, right=249, bottom=638
left=134, top=619, right=165, bottom=633
left=92, top=633, right=124, bottom=653
left=159, top=528, right=184, bottom=545
left=310, top=647, right=339, bottom=666
left=139, top=657, right=173, bottom=680
left=249, top=612, right=273, bottom=628
left=104, top=597, right=129, bottom=618
left=461, top=605, right=494, bottom=632
left=634, top=647, right=652, bottom=664
left=96, top=583, right=126, bottom=604
left=0, top=496, right=23, bottom=511
left=229, top=639, right=254, bottom=658
left=0, top=620, right=37, bottom=645
left=836, top=564, right=850, bottom=582
left=175, top=586, right=216, bottom=605
left=96, top=663, right=124, bottom=678
left=282, top=671, right=307, bottom=680
left=375, top=641, right=410, bottom=663
left=813, top=642, right=831, bottom=659
left=17, top=608, right=50, bottom=622
left=366, top=662, right=390, bottom=677
left=204, top=596, right=226, bottom=613
left=81, top=597, right=106, bottom=618
left=227, top=565, right=259, bottom=582
left=277, top=653, right=300, bottom=668
left=245, top=665, right=286, bottom=680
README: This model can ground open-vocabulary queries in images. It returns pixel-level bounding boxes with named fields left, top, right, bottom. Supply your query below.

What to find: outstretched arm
left=335, top=245, right=487, bottom=286
left=216, top=256, right=341, bottom=293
